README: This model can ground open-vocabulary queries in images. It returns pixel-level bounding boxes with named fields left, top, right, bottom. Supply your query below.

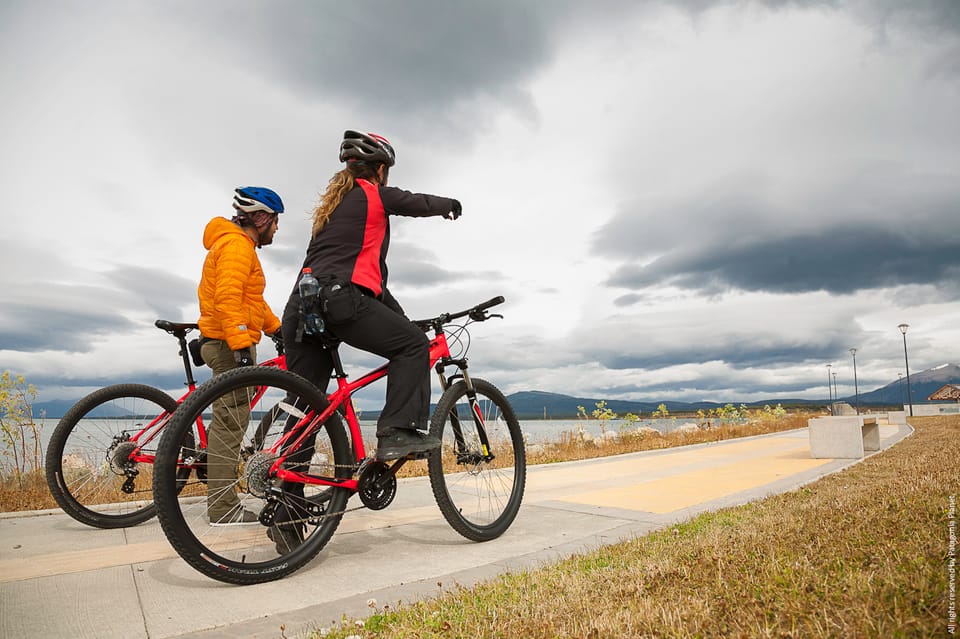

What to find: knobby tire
left=153, top=366, right=353, bottom=585
left=44, top=384, right=183, bottom=529
left=428, top=378, right=526, bottom=541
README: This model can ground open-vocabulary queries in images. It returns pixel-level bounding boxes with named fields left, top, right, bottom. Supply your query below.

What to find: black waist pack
left=321, top=280, right=361, bottom=324
left=188, top=338, right=206, bottom=367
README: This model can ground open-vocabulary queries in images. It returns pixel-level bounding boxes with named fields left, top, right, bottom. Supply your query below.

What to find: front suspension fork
left=435, top=359, right=494, bottom=462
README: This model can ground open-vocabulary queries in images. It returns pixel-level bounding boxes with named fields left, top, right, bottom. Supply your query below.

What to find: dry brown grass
left=311, top=415, right=959, bottom=639
left=0, top=469, right=56, bottom=512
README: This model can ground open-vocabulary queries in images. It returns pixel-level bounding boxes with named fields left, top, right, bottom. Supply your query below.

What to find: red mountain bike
left=44, top=320, right=285, bottom=528
left=153, top=296, right=526, bottom=584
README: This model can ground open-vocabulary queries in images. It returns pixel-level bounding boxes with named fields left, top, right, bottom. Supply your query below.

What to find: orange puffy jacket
left=197, top=217, right=281, bottom=351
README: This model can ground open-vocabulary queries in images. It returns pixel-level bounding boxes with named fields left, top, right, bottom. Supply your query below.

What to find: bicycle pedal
left=406, top=450, right=431, bottom=461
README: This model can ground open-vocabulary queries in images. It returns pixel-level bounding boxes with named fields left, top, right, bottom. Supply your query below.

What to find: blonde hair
left=311, top=164, right=381, bottom=236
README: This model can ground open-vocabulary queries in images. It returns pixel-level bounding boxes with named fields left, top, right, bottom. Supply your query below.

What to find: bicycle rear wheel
left=428, top=378, right=526, bottom=541
left=153, top=366, right=353, bottom=585
left=44, top=384, right=189, bottom=529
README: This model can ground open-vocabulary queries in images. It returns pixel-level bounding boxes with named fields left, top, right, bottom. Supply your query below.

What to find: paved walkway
left=0, top=425, right=911, bottom=639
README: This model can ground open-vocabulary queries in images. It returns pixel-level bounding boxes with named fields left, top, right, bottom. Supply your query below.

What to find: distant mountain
left=508, top=363, right=960, bottom=418
left=33, top=398, right=141, bottom=421
left=507, top=391, right=713, bottom=419
left=843, top=363, right=960, bottom=407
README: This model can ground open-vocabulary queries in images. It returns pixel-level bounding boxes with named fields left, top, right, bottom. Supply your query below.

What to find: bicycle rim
left=44, top=384, right=183, bottom=528
left=428, top=378, right=526, bottom=541
left=153, top=366, right=353, bottom=584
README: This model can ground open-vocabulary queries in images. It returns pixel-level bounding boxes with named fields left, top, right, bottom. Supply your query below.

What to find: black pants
left=280, top=286, right=431, bottom=435
left=275, top=285, right=429, bottom=527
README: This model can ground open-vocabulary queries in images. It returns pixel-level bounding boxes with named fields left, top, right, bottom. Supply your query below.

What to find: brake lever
left=469, top=310, right=504, bottom=322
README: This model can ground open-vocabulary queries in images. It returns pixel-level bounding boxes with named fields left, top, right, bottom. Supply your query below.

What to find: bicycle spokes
left=153, top=366, right=353, bottom=584
left=428, top=378, right=526, bottom=541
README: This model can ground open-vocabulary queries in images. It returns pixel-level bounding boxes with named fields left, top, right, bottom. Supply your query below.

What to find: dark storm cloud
left=681, top=0, right=960, bottom=33
left=106, top=266, right=198, bottom=319
left=159, top=0, right=960, bottom=134
left=590, top=329, right=854, bottom=371
left=607, top=228, right=960, bottom=297
left=0, top=302, right=135, bottom=353
left=25, top=369, right=210, bottom=393
left=597, top=170, right=960, bottom=297
left=595, top=376, right=818, bottom=397
left=173, top=0, right=557, bottom=121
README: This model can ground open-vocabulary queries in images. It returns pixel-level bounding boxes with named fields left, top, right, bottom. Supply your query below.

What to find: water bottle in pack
left=298, top=268, right=325, bottom=335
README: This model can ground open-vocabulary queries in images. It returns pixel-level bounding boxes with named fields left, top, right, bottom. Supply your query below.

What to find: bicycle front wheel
left=428, top=378, right=526, bottom=541
left=153, top=366, right=353, bottom=585
left=44, top=384, right=185, bottom=529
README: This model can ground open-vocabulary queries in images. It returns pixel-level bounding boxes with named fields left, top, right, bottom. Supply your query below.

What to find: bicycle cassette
left=245, top=452, right=278, bottom=498
left=357, top=461, right=397, bottom=510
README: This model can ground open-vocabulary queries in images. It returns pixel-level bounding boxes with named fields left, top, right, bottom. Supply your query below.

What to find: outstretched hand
left=445, top=199, right=462, bottom=220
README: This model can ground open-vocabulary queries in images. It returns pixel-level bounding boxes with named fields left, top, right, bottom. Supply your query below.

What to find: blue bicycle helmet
left=233, top=186, right=285, bottom=215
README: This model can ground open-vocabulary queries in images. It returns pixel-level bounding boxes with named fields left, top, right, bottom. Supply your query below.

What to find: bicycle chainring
left=245, top=452, right=278, bottom=498
left=358, top=461, right=397, bottom=511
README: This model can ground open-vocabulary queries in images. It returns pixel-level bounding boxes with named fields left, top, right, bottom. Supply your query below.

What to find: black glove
left=445, top=199, right=462, bottom=220
left=233, top=348, right=254, bottom=367
left=270, top=332, right=285, bottom=355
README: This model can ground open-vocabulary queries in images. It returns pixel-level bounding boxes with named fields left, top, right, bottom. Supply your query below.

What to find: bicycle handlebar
left=415, top=296, right=505, bottom=331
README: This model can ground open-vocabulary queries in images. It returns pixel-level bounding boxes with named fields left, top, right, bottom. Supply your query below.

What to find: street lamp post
left=826, top=364, right=833, bottom=414
left=898, top=324, right=914, bottom=417
left=832, top=372, right=838, bottom=409
left=850, top=348, right=860, bottom=415
left=897, top=373, right=904, bottom=409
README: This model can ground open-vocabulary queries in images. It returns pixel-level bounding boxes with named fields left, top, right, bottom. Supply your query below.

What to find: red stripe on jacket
left=352, top=179, right=386, bottom=296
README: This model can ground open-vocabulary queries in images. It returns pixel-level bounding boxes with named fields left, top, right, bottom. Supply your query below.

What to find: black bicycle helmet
left=339, top=130, right=396, bottom=167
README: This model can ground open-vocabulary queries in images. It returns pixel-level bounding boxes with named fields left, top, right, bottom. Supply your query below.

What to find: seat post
left=327, top=342, right=348, bottom=379
left=175, top=331, right=196, bottom=387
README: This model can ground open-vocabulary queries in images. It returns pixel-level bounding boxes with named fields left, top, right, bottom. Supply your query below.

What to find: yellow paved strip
left=527, top=436, right=808, bottom=495
left=0, top=505, right=445, bottom=584
left=0, top=540, right=178, bottom=583
left=560, top=449, right=832, bottom=513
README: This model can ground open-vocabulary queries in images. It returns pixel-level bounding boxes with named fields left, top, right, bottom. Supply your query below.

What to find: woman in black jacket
left=270, top=130, right=461, bottom=551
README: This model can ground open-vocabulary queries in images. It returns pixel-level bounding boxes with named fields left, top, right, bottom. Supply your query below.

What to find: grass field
left=307, top=415, right=958, bottom=639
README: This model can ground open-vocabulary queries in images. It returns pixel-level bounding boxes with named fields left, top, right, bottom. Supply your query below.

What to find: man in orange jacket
left=197, top=186, right=283, bottom=525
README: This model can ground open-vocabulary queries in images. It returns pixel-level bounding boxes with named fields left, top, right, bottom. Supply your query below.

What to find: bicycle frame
left=125, top=320, right=286, bottom=467
left=269, top=325, right=491, bottom=491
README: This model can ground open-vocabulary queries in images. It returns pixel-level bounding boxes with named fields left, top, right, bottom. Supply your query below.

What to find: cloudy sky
left=2, top=0, right=958, bottom=411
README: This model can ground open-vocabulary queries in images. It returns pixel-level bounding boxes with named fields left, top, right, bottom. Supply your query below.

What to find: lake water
left=9, top=416, right=710, bottom=461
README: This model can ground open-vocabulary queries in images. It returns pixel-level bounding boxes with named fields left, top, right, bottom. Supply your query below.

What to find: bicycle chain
left=164, top=458, right=426, bottom=525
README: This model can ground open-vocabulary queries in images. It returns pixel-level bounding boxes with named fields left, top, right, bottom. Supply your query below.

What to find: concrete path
left=0, top=425, right=911, bottom=639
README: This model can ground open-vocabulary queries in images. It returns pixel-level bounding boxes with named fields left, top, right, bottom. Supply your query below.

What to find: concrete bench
left=808, top=416, right=881, bottom=459
left=887, top=410, right=907, bottom=425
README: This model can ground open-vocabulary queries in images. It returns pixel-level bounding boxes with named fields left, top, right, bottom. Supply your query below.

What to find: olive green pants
left=200, top=340, right=256, bottom=520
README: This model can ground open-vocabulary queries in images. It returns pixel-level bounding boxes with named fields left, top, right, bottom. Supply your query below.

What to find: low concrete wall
left=808, top=416, right=880, bottom=459
left=903, top=404, right=960, bottom=416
